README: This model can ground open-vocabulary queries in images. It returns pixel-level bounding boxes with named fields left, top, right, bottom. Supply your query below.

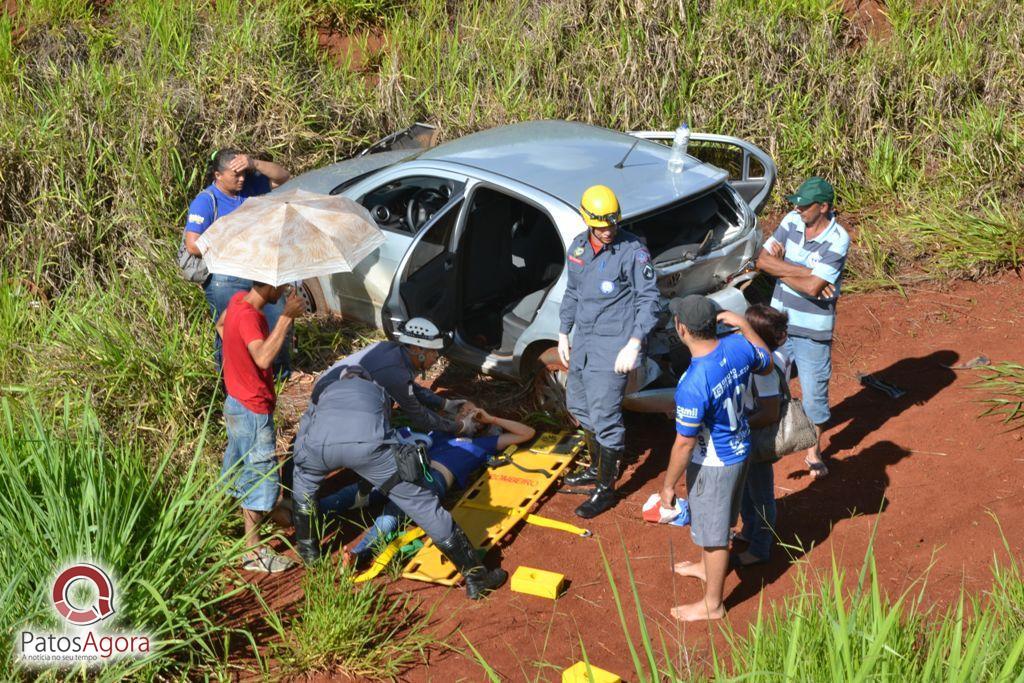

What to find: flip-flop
left=804, top=457, right=829, bottom=479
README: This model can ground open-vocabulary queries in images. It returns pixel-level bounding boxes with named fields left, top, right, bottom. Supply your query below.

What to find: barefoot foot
left=670, top=600, right=726, bottom=622
left=673, top=560, right=707, bottom=581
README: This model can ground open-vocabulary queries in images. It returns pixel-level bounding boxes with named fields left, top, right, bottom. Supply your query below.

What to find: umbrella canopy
left=195, top=189, right=385, bottom=286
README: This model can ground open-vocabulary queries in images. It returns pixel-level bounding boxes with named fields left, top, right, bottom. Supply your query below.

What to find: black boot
left=293, top=501, right=322, bottom=565
left=435, top=526, right=508, bottom=600
left=563, top=430, right=599, bottom=487
left=574, top=444, right=622, bottom=519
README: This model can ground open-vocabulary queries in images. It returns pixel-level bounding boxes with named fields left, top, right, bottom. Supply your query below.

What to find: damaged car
left=285, top=120, right=776, bottom=413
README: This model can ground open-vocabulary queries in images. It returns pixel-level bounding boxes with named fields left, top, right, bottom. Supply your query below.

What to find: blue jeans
left=785, top=335, right=832, bottom=425
left=740, top=460, right=776, bottom=560
left=221, top=396, right=280, bottom=512
left=321, top=472, right=449, bottom=555
left=204, top=274, right=290, bottom=377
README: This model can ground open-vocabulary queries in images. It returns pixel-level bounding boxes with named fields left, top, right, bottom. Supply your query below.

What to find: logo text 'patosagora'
left=16, top=562, right=151, bottom=666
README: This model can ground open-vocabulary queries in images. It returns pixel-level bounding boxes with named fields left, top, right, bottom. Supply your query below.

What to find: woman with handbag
left=734, top=304, right=794, bottom=566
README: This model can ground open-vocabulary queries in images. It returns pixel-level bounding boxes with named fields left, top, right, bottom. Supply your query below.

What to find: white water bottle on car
left=667, top=122, right=690, bottom=174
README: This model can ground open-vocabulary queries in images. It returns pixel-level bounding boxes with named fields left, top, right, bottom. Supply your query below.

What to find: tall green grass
left=0, top=399, right=254, bottom=679
left=262, top=554, right=432, bottom=677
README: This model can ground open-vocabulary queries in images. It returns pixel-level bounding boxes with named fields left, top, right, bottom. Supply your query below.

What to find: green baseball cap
left=786, top=176, right=835, bottom=206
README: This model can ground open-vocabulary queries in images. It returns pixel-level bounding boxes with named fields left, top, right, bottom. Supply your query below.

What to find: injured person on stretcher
left=317, top=407, right=536, bottom=567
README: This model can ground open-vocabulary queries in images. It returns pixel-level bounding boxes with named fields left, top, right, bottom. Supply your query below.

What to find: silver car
left=286, top=120, right=776, bottom=412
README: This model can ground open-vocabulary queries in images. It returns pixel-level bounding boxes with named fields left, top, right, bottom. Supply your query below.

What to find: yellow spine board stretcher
left=402, top=431, right=583, bottom=585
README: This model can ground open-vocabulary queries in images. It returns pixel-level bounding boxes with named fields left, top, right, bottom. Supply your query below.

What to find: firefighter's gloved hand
left=557, top=333, right=571, bottom=367
left=442, top=398, right=467, bottom=416
left=614, top=338, right=642, bottom=374
left=457, top=415, right=480, bottom=436
left=351, top=490, right=371, bottom=510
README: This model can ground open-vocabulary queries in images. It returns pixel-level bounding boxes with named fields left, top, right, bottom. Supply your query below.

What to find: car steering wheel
left=406, top=187, right=448, bottom=231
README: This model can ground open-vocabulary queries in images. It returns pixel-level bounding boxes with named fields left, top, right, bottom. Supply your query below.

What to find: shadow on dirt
left=820, top=350, right=959, bottom=458
left=725, top=439, right=912, bottom=608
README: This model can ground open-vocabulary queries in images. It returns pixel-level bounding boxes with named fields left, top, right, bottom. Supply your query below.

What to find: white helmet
left=396, top=317, right=450, bottom=350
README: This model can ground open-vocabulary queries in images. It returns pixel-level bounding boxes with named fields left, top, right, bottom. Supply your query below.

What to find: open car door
left=627, top=131, right=776, bottom=214
left=382, top=193, right=465, bottom=336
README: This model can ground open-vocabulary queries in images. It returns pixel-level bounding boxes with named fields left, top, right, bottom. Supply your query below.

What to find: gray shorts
left=686, top=459, right=749, bottom=548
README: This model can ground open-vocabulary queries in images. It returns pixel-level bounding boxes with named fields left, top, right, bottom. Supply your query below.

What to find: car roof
left=419, top=120, right=728, bottom=217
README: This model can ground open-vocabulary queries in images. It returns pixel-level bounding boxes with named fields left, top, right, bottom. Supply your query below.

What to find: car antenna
left=614, top=139, right=641, bottom=169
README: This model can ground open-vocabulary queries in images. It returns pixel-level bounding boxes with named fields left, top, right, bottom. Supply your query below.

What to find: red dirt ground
left=239, top=272, right=1023, bottom=681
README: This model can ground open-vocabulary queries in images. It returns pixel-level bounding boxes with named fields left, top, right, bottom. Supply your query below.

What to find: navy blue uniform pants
left=293, top=439, right=454, bottom=544
left=566, top=349, right=628, bottom=451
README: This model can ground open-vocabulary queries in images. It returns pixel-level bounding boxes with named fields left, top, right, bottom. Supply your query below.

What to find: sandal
left=804, top=456, right=829, bottom=479
left=241, top=547, right=295, bottom=573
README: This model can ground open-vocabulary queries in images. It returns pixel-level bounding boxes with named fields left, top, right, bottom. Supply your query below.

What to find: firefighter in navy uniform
left=290, top=320, right=506, bottom=600
left=558, top=185, right=660, bottom=519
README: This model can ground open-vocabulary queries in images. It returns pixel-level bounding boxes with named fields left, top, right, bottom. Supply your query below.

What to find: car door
left=627, top=131, right=776, bottom=214
left=381, top=190, right=467, bottom=336
left=327, top=170, right=467, bottom=326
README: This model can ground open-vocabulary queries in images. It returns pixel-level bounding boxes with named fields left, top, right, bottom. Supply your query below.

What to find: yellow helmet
left=579, top=185, right=621, bottom=228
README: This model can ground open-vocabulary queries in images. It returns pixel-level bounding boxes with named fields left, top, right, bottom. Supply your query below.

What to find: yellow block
left=511, top=566, right=565, bottom=600
left=402, top=431, right=583, bottom=585
left=561, top=662, right=621, bottom=683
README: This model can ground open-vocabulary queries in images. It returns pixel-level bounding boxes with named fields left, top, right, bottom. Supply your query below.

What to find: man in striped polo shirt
left=756, top=177, right=850, bottom=479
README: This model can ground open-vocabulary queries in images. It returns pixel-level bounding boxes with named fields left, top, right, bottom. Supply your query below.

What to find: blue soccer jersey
left=674, top=334, right=772, bottom=466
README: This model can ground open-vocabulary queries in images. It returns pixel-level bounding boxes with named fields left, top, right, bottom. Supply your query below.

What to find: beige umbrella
left=195, top=189, right=385, bottom=286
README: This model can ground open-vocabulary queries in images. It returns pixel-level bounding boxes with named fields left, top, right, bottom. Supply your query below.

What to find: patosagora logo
left=51, top=564, right=115, bottom=626
left=17, top=562, right=151, bottom=666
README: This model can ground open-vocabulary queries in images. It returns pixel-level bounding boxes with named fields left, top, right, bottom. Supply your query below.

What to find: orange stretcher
left=402, top=430, right=584, bottom=586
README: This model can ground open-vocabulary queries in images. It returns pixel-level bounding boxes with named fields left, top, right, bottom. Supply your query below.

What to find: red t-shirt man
left=222, top=291, right=276, bottom=413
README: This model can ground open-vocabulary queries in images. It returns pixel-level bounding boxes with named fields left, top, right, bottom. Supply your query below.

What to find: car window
left=688, top=141, right=743, bottom=179
left=404, top=199, right=463, bottom=275
left=359, top=175, right=465, bottom=235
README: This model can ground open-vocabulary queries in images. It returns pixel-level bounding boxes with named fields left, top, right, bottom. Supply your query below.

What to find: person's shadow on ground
left=725, top=439, right=912, bottom=608
left=817, top=350, right=959, bottom=460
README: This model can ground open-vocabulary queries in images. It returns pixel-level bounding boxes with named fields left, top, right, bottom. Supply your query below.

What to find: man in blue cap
left=756, top=176, right=850, bottom=479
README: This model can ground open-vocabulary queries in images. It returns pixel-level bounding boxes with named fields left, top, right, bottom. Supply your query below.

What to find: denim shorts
left=222, top=395, right=279, bottom=512
left=785, top=335, right=832, bottom=425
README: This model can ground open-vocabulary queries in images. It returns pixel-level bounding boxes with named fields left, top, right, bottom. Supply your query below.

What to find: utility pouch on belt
left=379, top=443, right=431, bottom=494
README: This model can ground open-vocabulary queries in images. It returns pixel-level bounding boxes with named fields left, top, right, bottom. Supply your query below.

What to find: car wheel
left=298, top=278, right=328, bottom=315
left=530, top=348, right=577, bottom=425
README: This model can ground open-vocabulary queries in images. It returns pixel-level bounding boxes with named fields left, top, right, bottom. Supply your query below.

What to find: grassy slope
left=1, top=0, right=1022, bottom=440
left=1, top=0, right=1023, bottom=677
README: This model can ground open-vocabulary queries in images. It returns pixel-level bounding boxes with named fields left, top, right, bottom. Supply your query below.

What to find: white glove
left=614, top=339, right=642, bottom=374
left=457, top=415, right=479, bottom=436
left=350, top=490, right=371, bottom=510
left=442, top=398, right=466, bottom=416
left=557, top=333, right=571, bottom=367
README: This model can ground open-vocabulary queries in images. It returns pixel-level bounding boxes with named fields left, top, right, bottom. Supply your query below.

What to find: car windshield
left=329, top=152, right=423, bottom=196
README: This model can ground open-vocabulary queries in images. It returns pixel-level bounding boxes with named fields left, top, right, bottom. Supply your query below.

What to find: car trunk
left=622, top=183, right=750, bottom=299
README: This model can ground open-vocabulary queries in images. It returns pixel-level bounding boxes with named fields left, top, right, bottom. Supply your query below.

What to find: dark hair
left=674, top=315, right=717, bottom=341
left=204, top=148, right=242, bottom=185
left=744, top=303, right=789, bottom=350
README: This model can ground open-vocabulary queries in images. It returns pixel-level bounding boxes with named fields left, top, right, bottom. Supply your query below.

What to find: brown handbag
left=749, top=364, right=818, bottom=463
